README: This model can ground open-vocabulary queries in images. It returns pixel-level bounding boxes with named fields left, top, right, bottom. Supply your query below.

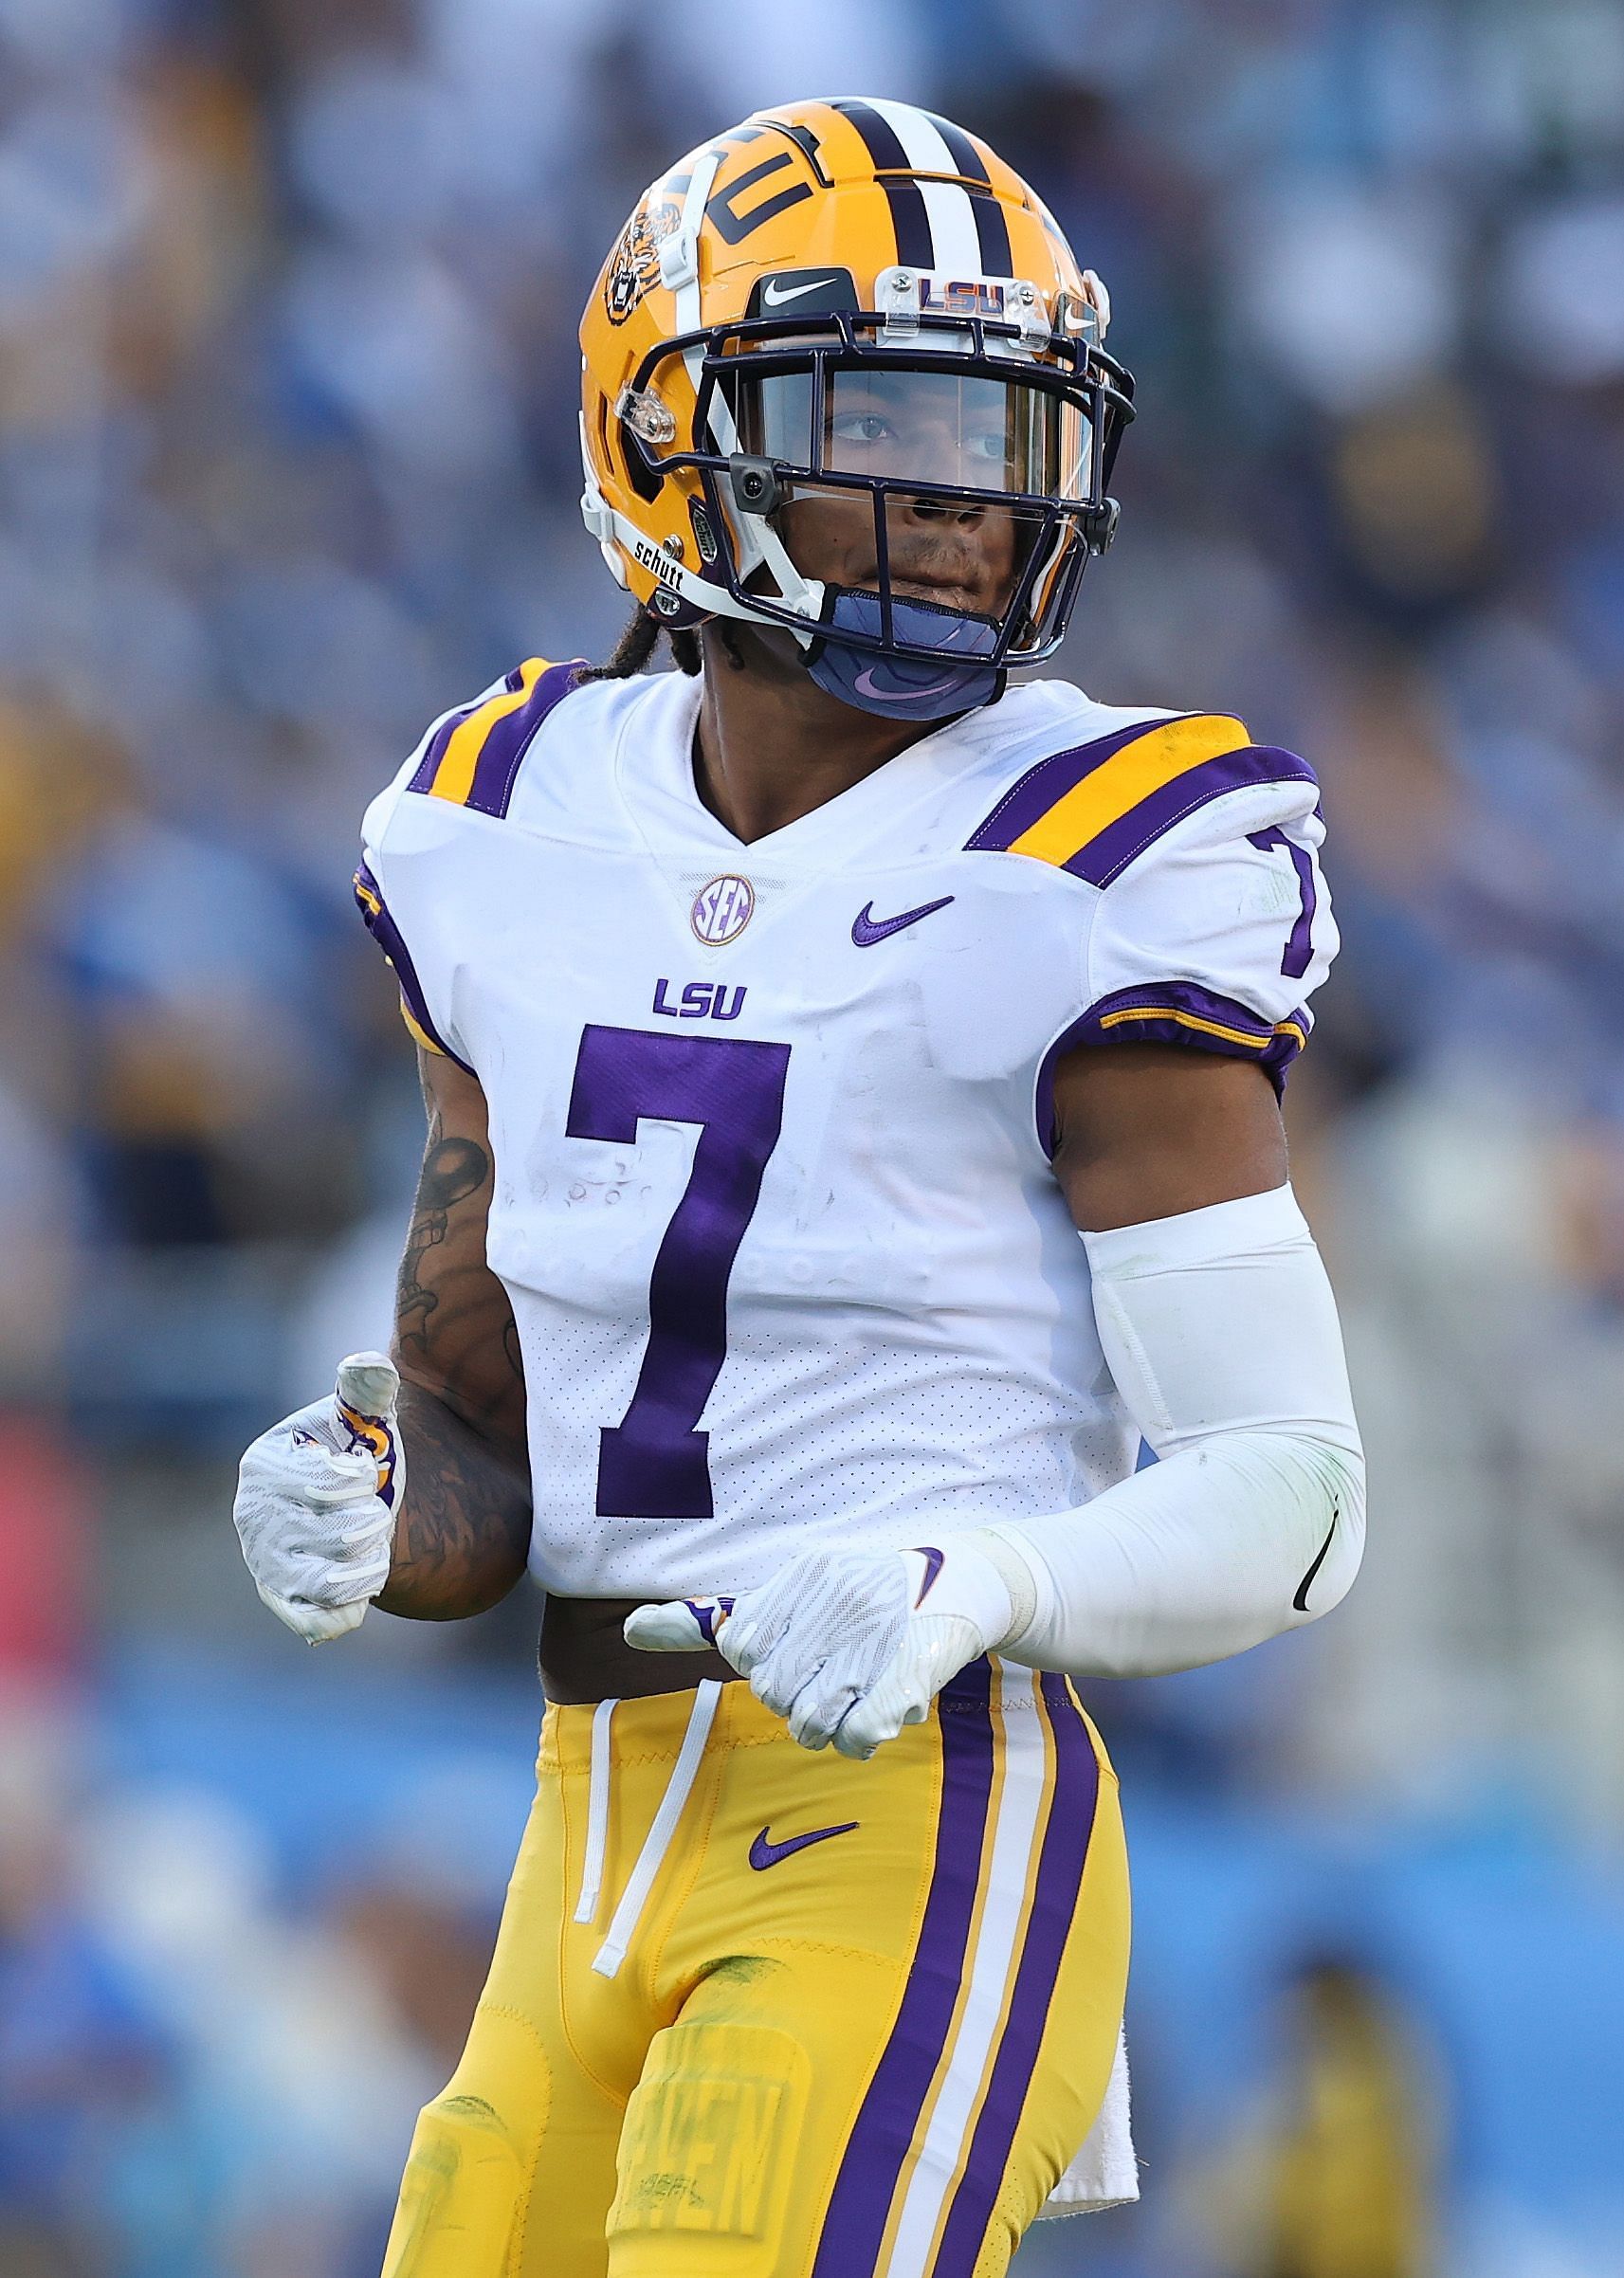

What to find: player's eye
left=830, top=411, right=896, bottom=446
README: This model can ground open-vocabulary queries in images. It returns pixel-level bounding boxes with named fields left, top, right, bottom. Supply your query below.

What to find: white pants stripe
left=883, top=1664, right=1050, bottom=2277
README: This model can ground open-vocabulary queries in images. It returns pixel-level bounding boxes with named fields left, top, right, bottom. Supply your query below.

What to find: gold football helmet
left=578, top=98, right=1134, bottom=718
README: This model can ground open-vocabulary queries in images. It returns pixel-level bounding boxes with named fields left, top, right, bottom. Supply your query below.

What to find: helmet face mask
left=654, top=314, right=1122, bottom=664
left=579, top=101, right=1135, bottom=715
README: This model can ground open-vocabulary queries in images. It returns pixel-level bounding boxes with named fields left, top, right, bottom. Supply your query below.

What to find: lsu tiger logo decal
left=605, top=198, right=680, bottom=325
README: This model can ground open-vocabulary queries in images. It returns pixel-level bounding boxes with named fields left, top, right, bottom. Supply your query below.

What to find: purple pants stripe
left=810, top=1662, right=997, bottom=2278
left=933, top=1675, right=1102, bottom=2273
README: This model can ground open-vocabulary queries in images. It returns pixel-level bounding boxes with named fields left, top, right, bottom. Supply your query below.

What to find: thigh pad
left=608, top=2020, right=811, bottom=2276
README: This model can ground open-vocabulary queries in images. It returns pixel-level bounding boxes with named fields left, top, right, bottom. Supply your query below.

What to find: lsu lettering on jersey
left=356, top=662, right=1335, bottom=1601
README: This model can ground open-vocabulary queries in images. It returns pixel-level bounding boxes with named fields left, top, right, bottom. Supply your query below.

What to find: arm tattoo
left=376, top=1381, right=531, bottom=1620
left=395, top=1113, right=494, bottom=1364
left=379, top=1072, right=533, bottom=1620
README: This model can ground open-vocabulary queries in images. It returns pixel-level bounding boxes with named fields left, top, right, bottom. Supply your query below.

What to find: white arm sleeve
left=984, top=1183, right=1364, bottom=1679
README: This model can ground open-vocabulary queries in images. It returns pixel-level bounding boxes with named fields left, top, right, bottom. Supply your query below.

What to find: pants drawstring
left=572, top=1695, right=618, bottom=1925
left=591, top=1680, right=723, bottom=1980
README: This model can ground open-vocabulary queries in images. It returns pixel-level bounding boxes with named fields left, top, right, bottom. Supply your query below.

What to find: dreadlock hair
left=579, top=608, right=703, bottom=682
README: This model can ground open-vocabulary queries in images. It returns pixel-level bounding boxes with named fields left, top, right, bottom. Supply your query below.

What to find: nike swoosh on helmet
left=761, top=274, right=839, bottom=305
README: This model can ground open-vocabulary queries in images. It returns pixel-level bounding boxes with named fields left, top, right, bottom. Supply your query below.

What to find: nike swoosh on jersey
left=851, top=896, right=955, bottom=946
left=749, top=1821, right=859, bottom=1870
left=762, top=274, right=840, bottom=305
left=1293, top=1506, right=1338, bottom=1613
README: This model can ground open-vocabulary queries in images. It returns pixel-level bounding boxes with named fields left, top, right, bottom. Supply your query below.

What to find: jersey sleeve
left=1076, top=737, right=1336, bottom=1090
left=354, top=754, right=475, bottom=1070
left=353, top=842, right=472, bottom=1071
left=353, top=656, right=583, bottom=1069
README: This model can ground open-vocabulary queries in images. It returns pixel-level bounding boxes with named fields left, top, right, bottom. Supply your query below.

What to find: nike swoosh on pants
left=749, top=1821, right=859, bottom=1870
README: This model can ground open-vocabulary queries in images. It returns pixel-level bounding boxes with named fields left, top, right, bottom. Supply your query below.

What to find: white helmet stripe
left=916, top=179, right=983, bottom=276
left=861, top=98, right=983, bottom=275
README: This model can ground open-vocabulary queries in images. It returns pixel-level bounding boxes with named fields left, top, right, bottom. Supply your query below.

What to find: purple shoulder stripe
left=406, top=682, right=513, bottom=794
left=1035, top=981, right=1311, bottom=1153
left=406, top=660, right=587, bottom=813
left=465, top=659, right=587, bottom=819
left=353, top=860, right=474, bottom=1075
left=1067, top=743, right=1318, bottom=887
left=964, top=718, right=1178, bottom=854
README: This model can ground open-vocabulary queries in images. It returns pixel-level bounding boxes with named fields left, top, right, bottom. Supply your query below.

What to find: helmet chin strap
left=578, top=441, right=826, bottom=636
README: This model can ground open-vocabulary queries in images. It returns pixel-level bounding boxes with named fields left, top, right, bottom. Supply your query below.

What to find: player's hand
left=233, top=1354, right=403, bottom=1645
left=624, top=1537, right=1030, bottom=1759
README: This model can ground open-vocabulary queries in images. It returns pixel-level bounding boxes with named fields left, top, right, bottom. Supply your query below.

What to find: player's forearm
left=374, top=1048, right=533, bottom=1619
left=374, top=1378, right=532, bottom=1619
left=984, top=1181, right=1364, bottom=1678
left=988, top=1425, right=1363, bottom=1678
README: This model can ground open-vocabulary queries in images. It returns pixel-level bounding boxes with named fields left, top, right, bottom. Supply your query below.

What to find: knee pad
left=608, top=2021, right=810, bottom=2276
left=383, top=2008, right=549, bottom=2277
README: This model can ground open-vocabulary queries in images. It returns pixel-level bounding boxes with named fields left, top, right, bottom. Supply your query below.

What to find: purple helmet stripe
left=353, top=861, right=474, bottom=1075
left=1066, top=744, right=1318, bottom=887
left=809, top=1659, right=996, bottom=2277
left=934, top=1674, right=1103, bottom=2270
left=465, top=660, right=587, bottom=818
left=921, top=112, right=1013, bottom=275
left=1034, top=981, right=1311, bottom=1152
left=831, top=100, right=936, bottom=270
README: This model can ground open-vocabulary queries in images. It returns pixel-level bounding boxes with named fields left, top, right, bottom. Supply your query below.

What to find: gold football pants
left=380, top=1658, right=1128, bottom=2278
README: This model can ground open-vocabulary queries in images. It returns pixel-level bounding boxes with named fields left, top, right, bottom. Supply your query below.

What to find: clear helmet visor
left=735, top=364, right=1093, bottom=502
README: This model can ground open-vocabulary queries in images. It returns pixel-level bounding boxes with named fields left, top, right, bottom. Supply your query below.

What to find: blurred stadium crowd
left=3, top=0, right=1624, bottom=2272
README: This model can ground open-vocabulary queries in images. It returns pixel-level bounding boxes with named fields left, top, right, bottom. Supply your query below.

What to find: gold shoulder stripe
left=1008, top=713, right=1249, bottom=867
left=427, top=658, right=551, bottom=807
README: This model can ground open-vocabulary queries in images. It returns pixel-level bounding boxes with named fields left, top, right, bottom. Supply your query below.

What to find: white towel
left=1036, top=2025, right=1139, bottom=2218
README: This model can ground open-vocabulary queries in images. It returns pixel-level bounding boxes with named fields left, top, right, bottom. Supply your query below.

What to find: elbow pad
left=985, top=1184, right=1364, bottom=1679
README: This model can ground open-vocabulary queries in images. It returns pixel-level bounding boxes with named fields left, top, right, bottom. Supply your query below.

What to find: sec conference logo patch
left=691, top=874, right=755, bottom=944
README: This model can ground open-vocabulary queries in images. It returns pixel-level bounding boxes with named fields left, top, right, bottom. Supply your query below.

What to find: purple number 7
left=567, top=1025, right=791, bottom=1520
left=1247, top=826, right=1317, bottom=979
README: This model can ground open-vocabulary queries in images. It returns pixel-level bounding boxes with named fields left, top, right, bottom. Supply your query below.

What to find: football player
left=234, top=99, right=1363, bottom=2278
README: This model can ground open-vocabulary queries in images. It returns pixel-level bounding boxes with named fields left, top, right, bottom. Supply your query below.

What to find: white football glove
left=624, top=1535, right=1036, bottom=1759
left=233, top=1353, right=403, bottom=1645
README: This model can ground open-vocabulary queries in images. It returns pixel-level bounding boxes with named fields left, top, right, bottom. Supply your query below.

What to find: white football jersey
left=357, top=661, right=1336, bottom=1599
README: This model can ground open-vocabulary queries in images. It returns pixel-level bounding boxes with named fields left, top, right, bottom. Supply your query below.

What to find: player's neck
left=692, top=621, right=957, bottom=844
